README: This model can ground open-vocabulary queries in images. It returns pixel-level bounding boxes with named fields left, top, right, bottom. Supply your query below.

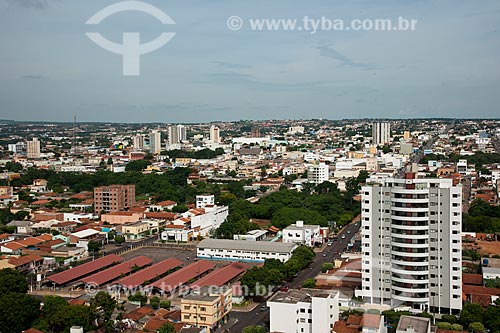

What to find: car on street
left=322, top=252, right=327, bottom=257
left=341, top=234, right=346, bottom=239
left=327, top=241, right=333, bottom=246
left=347, top=230, right=351, bottom=234
left=260, top=305, right=267, bottom=311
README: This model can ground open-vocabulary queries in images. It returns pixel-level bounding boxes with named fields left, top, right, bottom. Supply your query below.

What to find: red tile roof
left=48, top=254, right=122, bottom=285
left=81, top=256, right=152, bottom=286
left=463, top=274, right=483, bottom=286
left=149, top=260, right=215, bottom=292
left=190, top=262, right=248, bottom=288
left=125, top=305, right=154, bottom=321
left=116, top=258, right=183, bottom=289
left=9, top=254, right=43, bottom=267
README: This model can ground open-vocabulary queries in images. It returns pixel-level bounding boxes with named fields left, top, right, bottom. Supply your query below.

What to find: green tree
left=125, top=159, right=152, bottom=171
left=302, top=278, right=316, bottom=288
left=460, top=303, right=484, bottom=327
left=242, top=325, right=267, bottom=333
left=90, top=291, right=116, bottom=321
left=321, top=263, right=334, bottom=273
left=451, top=324, right=464, bottom=331
left=150, top=296, right=160, bottom=309
left=87, top=240, right=102, bottom=256
left=114, top=235, right=126, bottom=244
left=437, top=322, right=452, bottom=330
left=158, top=323, right=176, bottom=333
left=128, top=291, right=148, bottom=306
left=0, top=268, right=28, bottom=295
left=160, top=300, right=171, bottom=310
left=0, top=292, right=40, bottom=333
left=469, top=322, right=485, bottom=333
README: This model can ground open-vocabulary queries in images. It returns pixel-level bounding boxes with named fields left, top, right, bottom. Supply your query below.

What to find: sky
left=0, top=0, right=499, bottom=122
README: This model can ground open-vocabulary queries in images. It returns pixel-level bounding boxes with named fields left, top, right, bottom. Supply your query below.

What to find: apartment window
left=308, top=319, right=312, bottom=323
left=300, top=308, right=305, bottom=313
left=300, top=318, right=305, bottom=323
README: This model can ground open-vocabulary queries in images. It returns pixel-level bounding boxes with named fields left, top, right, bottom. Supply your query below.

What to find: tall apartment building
left=250, top=127, right=261, bottom=138
left=267, top=288, right=339, bottom=333
left=177, top=124, right=187, bottom=142
left=356, top=174, right=462, bottom=314
left=167, top=124, right=187, bottom=144
left=149, top=130, right=161, bottom=154
left=209, top=125, right=220, bottom=143
left=307, top=163, right=329, bottom=185
left=132, top=134, right=145, bottom=150
left=27, top=138, right=41, bottom=159
left=181, top=286, right=232, bottom=333
left=372, top=122, right=391, bottom=145
left=94, top=185, right=136, bottom=213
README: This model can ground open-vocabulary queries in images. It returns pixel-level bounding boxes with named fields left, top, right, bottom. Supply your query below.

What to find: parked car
left=341, top=234, right=346, bottom=239
left=322, top=252, right=327, bottom=257
left=327, top=241, right=333, bottom=246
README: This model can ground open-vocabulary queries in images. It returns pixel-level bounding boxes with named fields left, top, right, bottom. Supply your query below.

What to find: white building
left=209, top=125, right=221, bottom=143
left=283, top=221, right=322, bottom=247
left=27, top=138, right=41, bottom=159
left=372, top=122, right=391, bottom=145
left=186, top=205, right=228, bottom=237
left=457, top=159, right=469, bottom=175
left=167, top=124, right=187, bottom=145
left=287, top=126, right=305, bottom=135
left=132, top=134, right=145, bottom=150
left=149, top=130, right=162, bottom=154
left=307, top=163, right=329, bottom=185
left=267, top=288, right=339, bottom=333
left=356, top=174, right=462, bottom=314
left=197, top=239, right=298, bottom=263
left=233, top=229, right=268, bottom=241
left=196, top=195, right=215, bottom=209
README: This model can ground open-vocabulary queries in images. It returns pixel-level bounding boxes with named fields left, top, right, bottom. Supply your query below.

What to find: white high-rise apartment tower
left=132, top=134, right=145, bottom=150
left=167, top=125, right=187, bottom=144
left=372, top=122, right=391, bottom=145
left=210, top=125, right=221, bottom=143
left=356, top=173, right=462, bottom=314
left=27, top=138, right=41, bottom=159
left=149, top=130, right=162, bottom=154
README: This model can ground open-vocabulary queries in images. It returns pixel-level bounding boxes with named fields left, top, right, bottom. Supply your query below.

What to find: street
left=221, top=220, right=361, bottom=332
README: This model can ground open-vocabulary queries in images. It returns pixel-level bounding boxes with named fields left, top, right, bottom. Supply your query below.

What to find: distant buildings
left=372, top=122, right=391, bottom=145
left=181, top=286, right=232, bottom=333
left=209, top=125, right=220, bottom=143
left=27, top=137, right=41, bottom=159
left=94, top=184, right=136, bottom=213
left=149, top=130, right=162, bottom=154
left=267, top=288, right=339, bottom=333
left=357, top=174, right=462, bottom=314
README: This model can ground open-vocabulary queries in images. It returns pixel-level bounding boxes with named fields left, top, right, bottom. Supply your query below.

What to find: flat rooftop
left=197, top=238, right=297, bottom=253
left=268, top=288, right=337, bottom=304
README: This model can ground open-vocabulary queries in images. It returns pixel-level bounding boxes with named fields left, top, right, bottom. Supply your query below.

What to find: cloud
left=315, top=43, right=375, bottom=70
left=5, top=0, right=50, bottom=9
left=21, top=75, right=43, bottom=79
left=211, top=61, right=251, bottom=70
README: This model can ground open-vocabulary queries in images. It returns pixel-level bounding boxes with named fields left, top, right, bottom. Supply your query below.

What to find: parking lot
left=120, top=247, right=196, bottom=264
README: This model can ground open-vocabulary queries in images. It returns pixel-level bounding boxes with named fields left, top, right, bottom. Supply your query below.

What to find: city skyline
left=1, top=0, right=499, bottom=122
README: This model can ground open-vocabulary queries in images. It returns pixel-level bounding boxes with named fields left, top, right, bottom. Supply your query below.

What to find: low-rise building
left=233, top=229, right=267, bottom=241
left=122, top=222, right=150, bottom=240
left=282, top=221, right=322, bottom=247
left=267, top=288, right=340, bottom=333
left=181, top=286, right=232, bottom=333
left=396, top=316, right=430, bottom=333
left=197, top=239, right=297, bottom=263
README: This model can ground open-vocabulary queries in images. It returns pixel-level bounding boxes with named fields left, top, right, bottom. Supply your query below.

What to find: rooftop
left=197, top=238, right=297, bottom=253
left=396, top=315, right=430, bottom=333
left=268, top=288, right=337, bottom=304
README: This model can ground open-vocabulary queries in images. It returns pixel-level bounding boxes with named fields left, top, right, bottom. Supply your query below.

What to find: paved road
left=221, top=221, right=361, bottom=332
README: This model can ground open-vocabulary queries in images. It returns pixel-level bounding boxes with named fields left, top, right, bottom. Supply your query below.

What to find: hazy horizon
left=1, top=0, right=499, bottom=122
